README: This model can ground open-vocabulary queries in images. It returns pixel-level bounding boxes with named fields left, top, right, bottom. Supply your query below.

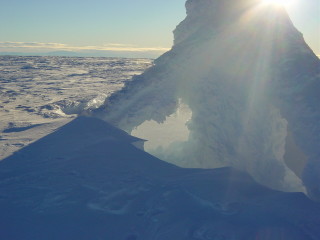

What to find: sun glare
left=263, top=0, right=293, bottom=7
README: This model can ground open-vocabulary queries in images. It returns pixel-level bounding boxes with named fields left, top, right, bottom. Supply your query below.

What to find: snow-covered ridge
left=93, top=0, right=320, bottom=199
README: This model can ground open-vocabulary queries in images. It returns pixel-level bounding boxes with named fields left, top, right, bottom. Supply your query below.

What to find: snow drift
left=93, top=0, right=320, bottom=198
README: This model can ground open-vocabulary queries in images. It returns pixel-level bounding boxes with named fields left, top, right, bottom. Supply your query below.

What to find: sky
left=0, top=0, right=319, bottom=58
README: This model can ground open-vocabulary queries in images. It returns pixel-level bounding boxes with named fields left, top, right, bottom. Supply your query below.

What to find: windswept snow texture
left=1, top=116, right=320, bottom=239
left=93, top=0, right=320, bottom=197
left=0, top=56, right=152, bottom=159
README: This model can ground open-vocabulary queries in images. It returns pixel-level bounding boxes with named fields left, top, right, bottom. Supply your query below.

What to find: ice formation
left=93, top=0, right=320, bottom=198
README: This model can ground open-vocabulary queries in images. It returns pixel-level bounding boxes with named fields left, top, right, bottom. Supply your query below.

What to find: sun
left=263, top=0, right=293, bottom=7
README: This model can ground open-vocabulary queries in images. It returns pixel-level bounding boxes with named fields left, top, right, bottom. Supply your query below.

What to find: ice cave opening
left=131, top=99, right=192, bottom=161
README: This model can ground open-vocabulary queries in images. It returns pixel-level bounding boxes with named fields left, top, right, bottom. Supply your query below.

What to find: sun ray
left=263, top=0, right=294, bottom=7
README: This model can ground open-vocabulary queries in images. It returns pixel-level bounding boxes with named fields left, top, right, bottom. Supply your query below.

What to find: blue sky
left=0, top=0, right=319, bottom=57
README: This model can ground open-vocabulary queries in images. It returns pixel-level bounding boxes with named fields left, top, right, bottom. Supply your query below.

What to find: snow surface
left=0, top=56, right=152, bottom=159
left=1, top=116, right=320, bottom=239
left=93, top=0, right=320, bottom=198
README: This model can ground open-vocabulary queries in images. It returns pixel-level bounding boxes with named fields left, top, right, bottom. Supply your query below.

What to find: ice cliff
left=93, top=0, right=320, bottom=199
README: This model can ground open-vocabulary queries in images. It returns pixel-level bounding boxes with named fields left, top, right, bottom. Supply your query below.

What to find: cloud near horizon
left=0, top=41, right=170, bottom=53
left=1, top=42, right=319, bottom=58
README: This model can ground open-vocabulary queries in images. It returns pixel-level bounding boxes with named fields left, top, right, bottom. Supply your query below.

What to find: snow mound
left=40, top=95, right=107, bottom=118
left=92, top=0, right=320, bottom=198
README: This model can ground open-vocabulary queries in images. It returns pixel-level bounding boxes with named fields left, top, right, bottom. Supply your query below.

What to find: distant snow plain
left=0, top=56, right=152, bottom=160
